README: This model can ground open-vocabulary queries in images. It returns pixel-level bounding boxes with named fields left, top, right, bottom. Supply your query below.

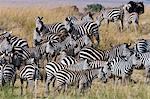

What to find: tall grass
left=0, top=5, right=150, bottom=99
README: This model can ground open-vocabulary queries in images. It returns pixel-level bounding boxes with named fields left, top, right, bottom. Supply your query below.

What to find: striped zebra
left=78, top=43, right=132, bottom=62
left=53, top=51, right=77, bottom=66
left=54, top=68, right=107, bottom=93
left=19, top=58, right=40, bottom=96
left=0, top=54, right=16, bottom=87
left=0, top=37, right=13, bottom=55
left=133, top=39, right=150, bottom=53
left=66, top=12, right=94, bottom=25
left=134, top=52, right=150, bottom=83
left=64, top=17, right=100, bottom=47
left=33, top=27, right=61, bottom=46
left=0, top=31, right=29, bottom=48
left=108, top=53, right=140, bottom=84
left=78, top=47, right=107, bottom=61
left=106, top=43, right=133, bottom=62
left=123, top=4, right=139, bottom=32
left=35, top=16, right=67, bottom=35
left=74, top=34, right=93, bottom=55
left=45, top=59, right=89, bottom=95
left=81, top=12, right=94, bottom=23
left=99, top=6, right=124, bottom=31
left=45, top=34, right=76, bottom=56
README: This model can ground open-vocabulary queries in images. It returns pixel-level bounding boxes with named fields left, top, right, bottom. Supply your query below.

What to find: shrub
left=84, top=4, right=103, bottom=12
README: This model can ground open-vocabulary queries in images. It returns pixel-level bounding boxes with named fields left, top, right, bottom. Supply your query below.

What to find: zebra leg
left=11, top=74, right=17, bottom=94
left=20, top=79, right=24, bottom=95
left=133, top=21, right=139, bottom=33
left=120, top=19, right=124, bottom=32
left=26, top=81, right=28, bottom=94
left=45, top=75, right=54, bottom=96
left=52, top=77, right=56, bottom=87
left=145, top=67, right=150, bottom=84
left=28, top=80, right=34, bottom=96
left=34, top=79, right=38, bottom=98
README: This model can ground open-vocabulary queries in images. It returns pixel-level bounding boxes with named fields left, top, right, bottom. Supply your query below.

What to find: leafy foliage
left=84, top=4, right=103, bottom=12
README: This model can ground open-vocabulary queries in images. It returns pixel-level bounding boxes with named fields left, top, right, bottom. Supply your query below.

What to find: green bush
left=84, top=4, right=103, bottom=12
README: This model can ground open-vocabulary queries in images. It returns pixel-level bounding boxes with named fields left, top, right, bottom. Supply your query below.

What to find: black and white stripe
left=64, top=18, right=100, bottom=46
left=55, top=68, right=106, bottom=93
left=135, top=52, right=150, bottom=83
left=133, top=39, right=150, bottom=53
left=123, top=4, right=139, bottom=32
left=108, top=53, right=140, bottom=84
left=19, top=58, right=40, bottom=95
left=1, top=31, right=29, bottom=48
left=35, top=16, right=67, bottom=35
left=45, top=59, right=89, bottom=95
left=99, top=6, right=124, bottom=31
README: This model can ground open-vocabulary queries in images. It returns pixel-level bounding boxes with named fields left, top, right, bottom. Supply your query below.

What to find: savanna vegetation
left=0, top=4, right=150, bottom=99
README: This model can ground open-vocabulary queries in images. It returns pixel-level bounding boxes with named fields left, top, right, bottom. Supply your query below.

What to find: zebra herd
left=0, top=0, right=148, bottom=97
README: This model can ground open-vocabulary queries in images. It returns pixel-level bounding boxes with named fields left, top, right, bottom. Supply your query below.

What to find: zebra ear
left=65, top=17, right=69, bottom=21
left=127, top=43, right=131, bottom=47
left=40, top=17, right=43, bottom=20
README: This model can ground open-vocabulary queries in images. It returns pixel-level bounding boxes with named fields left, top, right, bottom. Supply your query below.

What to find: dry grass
left=0, top=5, right=150, bottom=99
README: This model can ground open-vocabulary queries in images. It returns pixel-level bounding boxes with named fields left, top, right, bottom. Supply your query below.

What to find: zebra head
left=66, top=16, right=78, bottom=24
left=98, top=67, right=108, bottom=83
left=45, top=41, right=55, bottom=55
left=121, top=43, right=133, bottom=59
left=0, top=38, right=12, bottom=55
left=81, top=12, right=94, bottom=23
left=64, top=17, right=74, bottom=32
left=33, top=28, right=42, bottom=46
left=0, top=54, right=7, bottom=65
left=123, top=4, right=132, bottom=12
left=89, top=33, right=99, bottom=48
left=35, top=16, right=44, bottom=32
left=1, top=31, right=11, bottom=38
left=130, top=52, right=142, bottom=66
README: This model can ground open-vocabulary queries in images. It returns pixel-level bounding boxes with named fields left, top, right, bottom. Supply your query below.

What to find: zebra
left=66, top=12, right=94, bottom=25
left=78, top=47, right=107, bottom=62
left=98, top=6, right=124, bottom=32
left=19, top=58, right=40, bottom=96
left=64, top=17, right=100, bottom=47
left=0, top=31, right=29, bottom=48
left=35, top=16, right=67, bottom=35
left=45, top=34, right=76, bottom=56
left=33, top=27, right=62, bottom=46
left=0, top=37, right=13, bottom=55
left=73, top=34, right=93, bottom=55
left=108, top=53, right=141, bottom=84
left=133, top=39, right=150, bottom=53
left=106, top=43, right=133, bottom=62
left=80, top=12, right=94, bottom=23
left=52, top=51, right=77, bottom=66
left=123, top=4, right=139, bottom=32
left=54, top=68, right=107, bottom=93
left=78, top=43, right=132, bottom=62
left=134, top=52, right=150, bottom=83
left=0, top=54, right=16, bottom=90
left=45, top=59, right=89, bottom=95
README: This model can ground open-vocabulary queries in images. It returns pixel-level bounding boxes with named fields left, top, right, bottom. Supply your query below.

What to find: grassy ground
left=0, top=5, right=150, bottom=99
